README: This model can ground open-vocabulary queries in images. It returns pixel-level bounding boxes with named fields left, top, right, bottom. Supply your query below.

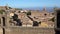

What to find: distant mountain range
left=21, top=7, right=54, bottom=12
left=20, top=7, right=60, bottom=12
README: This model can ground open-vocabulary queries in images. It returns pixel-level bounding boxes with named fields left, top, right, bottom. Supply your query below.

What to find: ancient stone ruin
left=0, top=6, right=56, bottom=34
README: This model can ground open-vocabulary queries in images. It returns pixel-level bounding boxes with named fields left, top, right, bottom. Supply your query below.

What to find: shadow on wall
left=55, top=10, right=60, bottom=34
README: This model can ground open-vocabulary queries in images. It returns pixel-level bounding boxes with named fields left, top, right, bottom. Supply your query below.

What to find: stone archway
left=2, top=17, right=5, bottom=34
left=2, top=17, right=5, bottom=26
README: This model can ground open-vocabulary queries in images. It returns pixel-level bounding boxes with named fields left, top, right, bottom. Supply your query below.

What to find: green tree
left=26, top=11, right=31, bottom=15
left=9, top=7, right=12, bottom=9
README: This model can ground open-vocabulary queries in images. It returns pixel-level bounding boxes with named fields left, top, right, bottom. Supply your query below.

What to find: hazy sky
left=0, top=0, right=60, bottom=8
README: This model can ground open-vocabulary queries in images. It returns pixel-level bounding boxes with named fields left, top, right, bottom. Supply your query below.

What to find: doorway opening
left=2, top=17, right=5, bottom=26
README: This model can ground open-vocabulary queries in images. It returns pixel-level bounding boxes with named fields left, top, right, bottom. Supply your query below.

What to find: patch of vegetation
left=15, top=8, right=22, bottom=10
left=9, top=7, right=12, bottom=9
left=0, top=10, right=5, bottom=14
left=33, top=21, right=39, bottom=26
left=12, top=14, right=18, bottom=21
left=26, top=11, right=31, bottom=15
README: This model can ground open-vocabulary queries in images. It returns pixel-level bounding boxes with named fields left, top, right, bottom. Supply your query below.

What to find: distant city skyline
left=0, top=0, right=60, bottom=8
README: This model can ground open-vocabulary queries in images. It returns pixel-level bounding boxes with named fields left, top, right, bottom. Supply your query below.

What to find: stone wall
left=5, top=27, right=55, bottom=34
left=0, top=27, right=3, bottom=34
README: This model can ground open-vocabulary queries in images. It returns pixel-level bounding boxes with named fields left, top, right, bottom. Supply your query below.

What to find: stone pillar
left=0, top=14, right=3, bottom=27
left=5, top=11, right=11, bottom=27
left=0, top=27, right=3, bottom=34
left=1, top=18, right=3, bottom=26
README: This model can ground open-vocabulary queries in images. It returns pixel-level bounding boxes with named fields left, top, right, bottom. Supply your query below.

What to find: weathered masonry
left=0, top=6, right=57, bottom=34
left=0, top=10, right=55, bottom=34
left=54, top=8, right=60, bottom=34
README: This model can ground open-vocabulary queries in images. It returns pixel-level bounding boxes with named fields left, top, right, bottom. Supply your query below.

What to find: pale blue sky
left=0, top=0, right=60, bottom=8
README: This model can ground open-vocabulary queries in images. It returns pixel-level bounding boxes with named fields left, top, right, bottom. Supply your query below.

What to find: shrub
left=0, top=10, right=5, bottom=14
left=26, top=11, right=31, bottom=15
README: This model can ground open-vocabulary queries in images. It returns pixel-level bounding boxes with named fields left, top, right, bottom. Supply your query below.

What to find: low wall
left=5, top=27, right=55, bottom=34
